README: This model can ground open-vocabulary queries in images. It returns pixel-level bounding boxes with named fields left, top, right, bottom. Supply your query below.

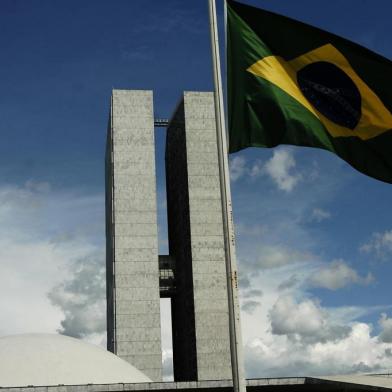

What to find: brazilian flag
left=227, top=0, right=392, bottom=183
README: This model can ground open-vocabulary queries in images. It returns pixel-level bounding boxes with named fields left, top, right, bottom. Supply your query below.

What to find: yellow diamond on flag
left=247, top=44, right=392, bottom=140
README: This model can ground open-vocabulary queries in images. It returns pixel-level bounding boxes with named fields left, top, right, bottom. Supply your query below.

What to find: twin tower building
left=105, top=90, right=235, bottom=382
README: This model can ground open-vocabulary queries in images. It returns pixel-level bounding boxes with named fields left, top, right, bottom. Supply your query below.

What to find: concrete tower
left=106, top=90, right=162, bottom=382
left=106, top=90, right=232, bottom=382
left=165, top=92, right=232, bottom=381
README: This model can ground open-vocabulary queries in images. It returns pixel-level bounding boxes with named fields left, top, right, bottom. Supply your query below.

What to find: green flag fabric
left=227, top=0, right=392, bottom=183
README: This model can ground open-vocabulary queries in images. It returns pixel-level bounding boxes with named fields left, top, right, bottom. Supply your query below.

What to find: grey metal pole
left=208, top=2, right=246, bottom=392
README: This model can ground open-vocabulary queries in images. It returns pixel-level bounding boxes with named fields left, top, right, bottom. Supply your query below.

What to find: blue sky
left=1, top=0, right=392, bottom=379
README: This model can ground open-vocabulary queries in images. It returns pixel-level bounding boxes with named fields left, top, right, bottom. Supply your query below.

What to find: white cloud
left=249, top=159, right=263, bottom=178
left=238, top=253, right=391, bottom=377
left=241, top=300, right=261, bottom=314
left=228, top=156, right=268, bottom=183
left=328, top=305, right=389, bottom=326
left=0, top=182, right=104, bottom=345
left=308, top=323, right=383, bottom=371
left=242, top=288, right=263, bottom=299
left=310, top=208, right=331, bottom=222
left=308, top=259, right=374, bottom=290
left=229, top=156, right=247, bottom=182
left=162, top=349, right=174, bottom=382
left=47, top=251, right=106, bottom=340
left=263, top=148, right=302, bottom=192
left=0, top=238, right=68, bottom=336
left=244, top=322, right=392, bottom=377
left=160, top=298, right=174, bottom=381
left=256, top=245, right=314, bottom=269
left=269, top=295, right=350, bottom=344
left=269, top=296, right=326, bottom=337
left=360, top=230, right=392, bottom=259
left=379, top=313, right=392, bottom=343
left=229, top=147, right=391, bottom=378
left=245, top=299, right=392, bottom=377
left=229, top=148, right=303, bottom=192
left=278, top=275, right=300, bottom=291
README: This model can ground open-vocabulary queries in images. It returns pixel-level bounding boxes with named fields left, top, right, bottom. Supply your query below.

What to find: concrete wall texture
left=106, top=90, right=162, bottom=381
left=166, top=92, right=232, bottom=381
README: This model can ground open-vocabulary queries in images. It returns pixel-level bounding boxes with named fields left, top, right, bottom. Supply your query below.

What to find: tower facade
left=106, top=90, right=232, bottom=382
left=106, top=90, right=162, bottom=381
left=166, top=92, right=232, bottom=381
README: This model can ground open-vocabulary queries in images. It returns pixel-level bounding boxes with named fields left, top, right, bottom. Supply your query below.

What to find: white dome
left=0, top=334, right=152, bottom=387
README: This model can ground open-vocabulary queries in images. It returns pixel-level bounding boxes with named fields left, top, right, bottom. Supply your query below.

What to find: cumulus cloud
left=241, top=273, right=392, bottom=378
left=230, top=156, right=247, bottom=182
left=360, top=230, right=392, bottom=259
left=229, top=156, right=264, bottom=182
left=160, top=298, right=174, bottom=380
left=310, top=208, right=331, bottom=222
left=242, top=300, right=261, bottom=314
left=239, top=278, right=263, bottom=312
left=308, top=260, right=374, bottom=290
left=239, top=274, right=251, bottom=289
left=269, top=296, right=350, bottom=344
left=278, top=275, right=300, bottom=291
left=47, top=252, right=106, bottom=339
left=328, top=305, right=386, bottom=326
left=249, top=160, right=263, bottom=178
left=257, top=245, right=313, bottom=269
left=229, top=147, right=391, bottom=378
left=244, top=322, right=390, bottom=377
left=239, top=260, right=392, bottom=378
left=379, top=313, right=392, bottom=343
left=0, top=181, right=104, bottom=344
left=229, top=148, right=303, bottom=192
left=242, top=289, right=263, bottom=299
left=162, top=349, right=174, bottom=381
left=269, top=296, right=322, bottom=337
left=263, top=148, right=302, bottom=192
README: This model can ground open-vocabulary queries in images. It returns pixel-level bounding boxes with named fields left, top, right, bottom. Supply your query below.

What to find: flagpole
left=208, top=2, right=246, bottom=392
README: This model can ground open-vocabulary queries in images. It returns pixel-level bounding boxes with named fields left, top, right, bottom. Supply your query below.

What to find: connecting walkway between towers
left=159, top=255, right=176, bottom=298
